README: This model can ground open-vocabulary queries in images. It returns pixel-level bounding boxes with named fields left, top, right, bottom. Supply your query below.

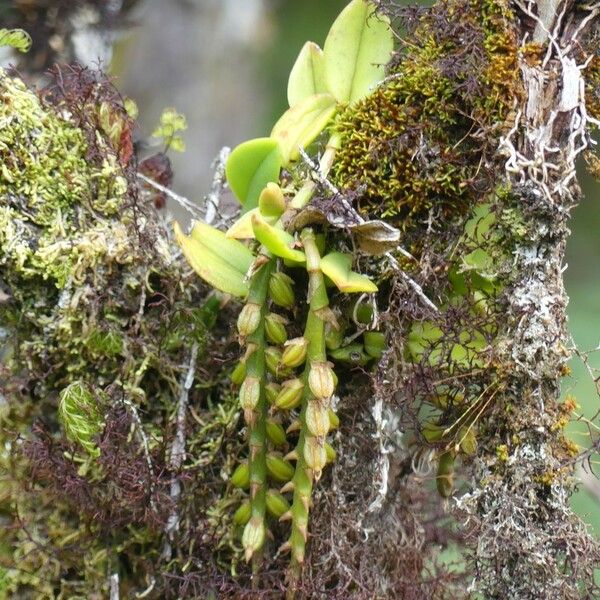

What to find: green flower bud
left=275, top=378, right=304, bottom=410
left=269, top=271, right=295, bottom=308
left=305, top=400, right=330, bottom=437
left=266, top=489, right=291, bottom=518
left=281, top=337, right=308, bottom=368
left=325, top=321, right=345, bottom=351
left=303, top=436, right=327, bottom=475
left=58, top=381, right=103, bottom=457
left=266, top=454, right=295, bottom=482
left=364, top=331, right=386, bottom=359
left=266, top=419, right=287, bottom=447
left=325, top=442, right=336, bottom=463
left=242, top=516, right=266, bottom=562
left=328, top=409, right=340, bottom=430
left=265, top=313, right=288, bottom=345
left=230, top=360, right=246, bottom=385
left=308, top=361, right=335, bottom=399
left=237, top=302, right=262, bottom=337
left=233, top=500, right=251, bottom=525
left=265, top=346, right=283, bottom=377
left=239, top=376, right=260, bottom=410
left=230, top=462, right=250, bottom=489
left=265, top=382, right=281, bottom=406
left=436, top=451, right=455, bottom=498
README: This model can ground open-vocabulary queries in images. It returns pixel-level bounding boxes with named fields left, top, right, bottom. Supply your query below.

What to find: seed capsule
left=242, top=516, right=266, bottom=562
left=233, top=500, right=251, bottom=525
left=303, top=436, right=327, bottom=475
left=266, top=454, right=295, bottom=482
left=266, top=489, right=291, bottom=518
left=281, top=337, right=308, bottom=368
left=237, top=302, right=261, bottom=337
left=275, top=378, right=304, bottom=410
left=265, top=382, right=281, bottom=406
left=266, top=419, right=287, bottom=447
left=230, top=462, right=250, bottom=489
left=364, top=331, right=386, bottom=360
left=308, top=361, right=335, bottom=399
left=265, top=313, right=288, bottom=345
left=265, top=346, right=283, bottom=377
left=269, top=271, right=295, bottom=308
left=305, top=400, right=330, bottom=437
left=230, top=360, right=246, bottom=385
left=239, top=376, right=260, bottom=410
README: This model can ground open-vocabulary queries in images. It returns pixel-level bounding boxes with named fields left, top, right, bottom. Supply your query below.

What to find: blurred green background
left=115, top=0, right=599, bottom=536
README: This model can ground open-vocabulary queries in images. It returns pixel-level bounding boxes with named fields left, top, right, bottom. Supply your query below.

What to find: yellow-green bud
left=325, top=442, right=336, bottom=464
left=230, top=462, right=250, bottom=488
left=265, top=382, right=281, bottom=406
left=436, top=451, right=455, bottom=498
left=328, top=409, right=340, bottom=430
left=237, top=302, right=262, bottom=337
left=281, top=337, right=308, bottom=368
left=265, top=313, right=288, bottom=345
left=275, top=378, right=304, bottom=410
left=242, top=516, right=266, bottom=562
left=266, top=454, right=295, bottom=482
left=308, top=361, right=335, bottom=399
left=325, top=321, right=344, bottom=350
left=239, top=376, right=260, bottom=410
left=305, top=400, right=330, bottom=437
left=266, top=419, right=287, bottom=447
left=269, top=271, right=295, bottom=308
left=266, top=489, right=291, bottom=518
left=265, top=346, right=283, bottom=377
left=230, top=360, right=246, bottom=385
left=364, top=331, right=386, bottom=359
left=233, top=500, right=251, bottom=525
left=303, top=436, right=327, bottom=475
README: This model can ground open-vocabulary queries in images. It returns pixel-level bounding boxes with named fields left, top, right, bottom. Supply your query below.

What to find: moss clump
left=331, top=0, right=520, bottom=226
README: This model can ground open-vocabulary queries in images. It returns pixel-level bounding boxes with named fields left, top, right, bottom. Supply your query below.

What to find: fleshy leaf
left=271, top=94, right=337, bottom=165
left=0, top=29, right=32, bottom=53
left=226, top=207, right=279, bottom=240
left=323, top=0, right=394, bottom=104
left=287, top=41, right=328, bottom=107
left=320, top=252, right=378, bottom=293
left=251, top=213, right=306, bottom=263
left=226, top=138, right=283, bottom=210
left=174, top=221, right=252, bottom=297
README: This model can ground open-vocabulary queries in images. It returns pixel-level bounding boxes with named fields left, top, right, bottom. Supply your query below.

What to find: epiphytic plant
left=175, top=0, right=393, bottom=582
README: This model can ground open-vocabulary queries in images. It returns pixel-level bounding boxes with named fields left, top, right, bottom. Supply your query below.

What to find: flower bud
left=364, top=331, right=386, bottom=360
left=265, top=346, right=283, bottom=377
left=233, top=500, right=251, bottom=525
left=265, top=382, right=281, bottom=406
left=239, top=376, right=260, bottom=410
left=237, top=302, right=261, bottom=337
left=230, top=360, right=246, bottom=385
left=242, top=516, right=266, bottom=562
left=303, top=436, right=327, bottom=475
left=266, top=489, right=291, bottom=518
left=325, top=442, right=336, bottom=464
left=230, top=462, right=250, bottom=488
left=305, top=400, right=330, bottom=437
left=265, top=313, right=288, bottom=345
left=269, top=271, right=295, bottom=308
left=281, top=337, right=308, bottom=368
left=308, top=361, right=335, bottom=399
left=328, top=409, right=340, bottom=430
left=266, top=419, right=287, bottom=447
left=275, top=378, right=304, bottom=410
left=266, top=454, right=295, bottom=482
left=325, top=321, right=344, bottom=351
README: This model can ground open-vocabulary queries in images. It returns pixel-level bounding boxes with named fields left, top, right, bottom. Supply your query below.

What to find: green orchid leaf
left=320, top=252, right=378, bottom=293
left=188, top=220, right=254, bottom=273
left=227, top=208, right=260, bottom=240
left=251, top=213, right=306, bottom=263
left=271, top=93, right=337, bottom=165
left=226, top=138, right=283, bottom=210
left=323, top=0, right=394, bottom=104
left=287, top=41, right=328, bottom=107
left=0, top=29, right=32, bottom=53
left=174, top=221, right=252, bottom=297
left=258, top=182, right=286, bottom=219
